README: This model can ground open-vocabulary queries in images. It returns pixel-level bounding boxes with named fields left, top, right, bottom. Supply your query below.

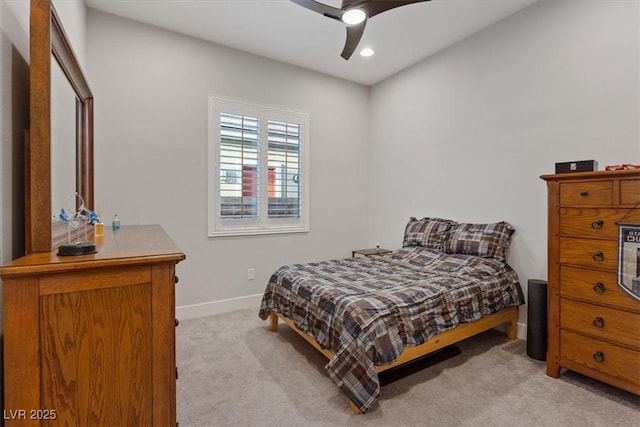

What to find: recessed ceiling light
left=360, top=48, right=375, bottom=57
left=341, top=9, right=366, bottom=25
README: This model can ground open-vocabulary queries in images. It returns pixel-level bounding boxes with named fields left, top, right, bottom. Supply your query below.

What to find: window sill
left=208, top=226, right=309, bottom=238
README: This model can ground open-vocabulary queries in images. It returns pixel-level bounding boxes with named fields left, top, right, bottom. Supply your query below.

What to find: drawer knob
left=592, top=316, right=605, bottom=328
left=591, top=220, right=604, bottom=229
left=580, top=190, right=589, bottom=197
left=592, top=251, right=604, bottom=262
left=593, top=351, right=605, bottom=363
left=593, top=282, right=605, bottom=293
left=175, top=318, right=180, bottom=327
left=175, top=275, right=180, bottom=284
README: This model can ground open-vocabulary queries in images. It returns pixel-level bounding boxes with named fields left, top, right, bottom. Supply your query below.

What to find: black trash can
left=526, top=279, right=547, bottom=361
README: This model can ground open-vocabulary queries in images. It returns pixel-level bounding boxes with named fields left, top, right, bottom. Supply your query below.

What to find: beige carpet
left=176, top=308, right=639, bottom=427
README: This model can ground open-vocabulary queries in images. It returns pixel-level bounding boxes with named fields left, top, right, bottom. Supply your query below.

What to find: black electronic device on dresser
left=555, top=160, right=598, bottom=174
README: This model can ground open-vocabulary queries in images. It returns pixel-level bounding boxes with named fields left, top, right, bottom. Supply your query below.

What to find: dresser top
left=0, top=224, right=185, bottom=277
left=540, top=169, right=640, bottom=181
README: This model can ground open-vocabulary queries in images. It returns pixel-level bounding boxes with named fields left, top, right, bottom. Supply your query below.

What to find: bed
left=259, top=218, right=524, bottom=413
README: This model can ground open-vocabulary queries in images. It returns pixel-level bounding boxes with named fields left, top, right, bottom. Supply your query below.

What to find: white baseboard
left=517, top=321, right=526, bottom=340
left=176, top=293, right=263, bottom=320
left=493, top=320, right=527, bottom=341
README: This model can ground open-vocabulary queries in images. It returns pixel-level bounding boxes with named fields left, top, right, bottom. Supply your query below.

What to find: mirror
left=51, top=59, right=77, bottom=221
left=28, top=0, right=94, bottom=253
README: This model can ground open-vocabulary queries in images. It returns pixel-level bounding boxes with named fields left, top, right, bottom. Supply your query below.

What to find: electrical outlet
left=247, top=268, right=255, bottom=280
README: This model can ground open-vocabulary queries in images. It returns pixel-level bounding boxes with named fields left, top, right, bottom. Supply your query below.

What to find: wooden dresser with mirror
left=1, top=1, right=185, bottom=425
left=541, top=169, right=639, bottom=395
left=1, top=225, right=185, bottom=425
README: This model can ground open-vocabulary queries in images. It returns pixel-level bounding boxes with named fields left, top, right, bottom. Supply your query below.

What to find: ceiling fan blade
left=341, top=0, right=367, bottom=9
left=290, top=0, right=343, bottom=20
left=362, top=0, right=431, bottom=19
left=340, top=20, right=366, bottom=60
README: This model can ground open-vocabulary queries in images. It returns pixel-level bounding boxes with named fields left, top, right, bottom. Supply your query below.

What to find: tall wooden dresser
left=1, top=225, right=185, bottom=426
left=541, top=170, right=640, bottom=395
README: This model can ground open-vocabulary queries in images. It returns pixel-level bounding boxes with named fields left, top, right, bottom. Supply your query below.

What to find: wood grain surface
left=40, top=284, right=153, bottom=425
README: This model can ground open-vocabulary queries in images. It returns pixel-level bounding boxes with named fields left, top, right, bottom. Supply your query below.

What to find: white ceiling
left=85, top=0, right=539, bottom=86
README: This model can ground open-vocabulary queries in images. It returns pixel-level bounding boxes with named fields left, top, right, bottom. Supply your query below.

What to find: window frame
left=208, top=95, right=310, bottom=237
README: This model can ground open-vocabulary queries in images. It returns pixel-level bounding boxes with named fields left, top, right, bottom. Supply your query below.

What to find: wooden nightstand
left=352, top=248, right=392, bottom=257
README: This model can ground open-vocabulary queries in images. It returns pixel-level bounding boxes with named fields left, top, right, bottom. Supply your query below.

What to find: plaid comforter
left=258, top=247, right=524, bottom=413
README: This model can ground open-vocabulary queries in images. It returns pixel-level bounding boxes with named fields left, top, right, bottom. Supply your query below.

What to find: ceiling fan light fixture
left=360, top=47, right=374, bottom=57
left=341, top=8, right=366, bottom=25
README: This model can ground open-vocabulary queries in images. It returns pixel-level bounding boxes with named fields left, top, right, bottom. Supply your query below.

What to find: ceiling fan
left=291, top=0, right=431, bottom=60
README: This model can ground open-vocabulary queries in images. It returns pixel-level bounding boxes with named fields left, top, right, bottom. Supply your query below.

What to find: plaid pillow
left=402, top=217, right=452, bottom=250
left=444, top=221, right=514, bottom=261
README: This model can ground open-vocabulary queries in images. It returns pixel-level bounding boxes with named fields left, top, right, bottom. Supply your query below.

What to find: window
left=208, top=96, right=309, bottom=236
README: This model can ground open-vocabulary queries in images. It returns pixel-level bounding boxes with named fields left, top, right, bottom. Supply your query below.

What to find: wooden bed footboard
left=268, top=306, right=519, bottom=413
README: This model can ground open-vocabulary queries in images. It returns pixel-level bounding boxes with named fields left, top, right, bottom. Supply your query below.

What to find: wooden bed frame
left=269, top=306, right=519, bottom=414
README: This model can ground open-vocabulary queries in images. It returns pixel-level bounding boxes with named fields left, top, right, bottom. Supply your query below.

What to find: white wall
left=87, top=0, right=639, bottom=323
left=86, top=10, right=371, bottom=315
left=369, top=0, right=640, bottom=326
left=1, top=3, right=28, bottom=361
left=5, top=0, right=634, bottom=328
left=1, top=1, right=28, bottom=268
left=52, top=0, right=86, bottom=69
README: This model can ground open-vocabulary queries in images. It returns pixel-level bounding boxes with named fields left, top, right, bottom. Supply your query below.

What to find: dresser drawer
left=560, top=266, right=640, bottom=312
left=561, top=299, right=639, bottom=349
left=559, top=238, right=618, bottom=270
left=560, top=330, right=640, bottom=386
left=560, top=181, right=612, bottom=206
left=620, top=179, right=640, bottom=205
left=560, top=208, right=640, bottom=240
